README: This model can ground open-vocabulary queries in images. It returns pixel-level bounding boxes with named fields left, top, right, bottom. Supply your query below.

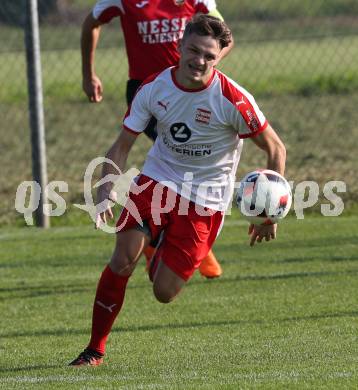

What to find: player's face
left=177, top=33, right=221, bottom=88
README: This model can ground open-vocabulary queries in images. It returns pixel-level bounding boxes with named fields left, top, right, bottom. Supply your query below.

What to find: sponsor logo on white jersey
left=170, top=122, right=192, bottom=142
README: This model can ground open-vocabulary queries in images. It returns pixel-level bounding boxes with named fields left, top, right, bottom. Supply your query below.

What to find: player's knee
left=110, top=240, right=140, bottom=276
left=152, top=262, right=185, bottom=303
left=109, top=254, right=135, bottom=276
left=152, top=284, right=174, bottom=304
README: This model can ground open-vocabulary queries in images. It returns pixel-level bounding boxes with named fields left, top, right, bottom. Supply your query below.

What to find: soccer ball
left=236, top=169, right=292, bottom=225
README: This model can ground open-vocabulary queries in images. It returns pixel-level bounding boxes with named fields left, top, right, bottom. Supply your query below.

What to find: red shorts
left=116, top=175, right=223, bottom=281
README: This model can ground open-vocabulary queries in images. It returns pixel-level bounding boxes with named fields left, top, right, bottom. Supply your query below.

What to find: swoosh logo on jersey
left=136, top=0, right=149, bottom=8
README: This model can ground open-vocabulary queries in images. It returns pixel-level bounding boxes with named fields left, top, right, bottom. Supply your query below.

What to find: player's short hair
left=182, top=14, right=232, bottom=49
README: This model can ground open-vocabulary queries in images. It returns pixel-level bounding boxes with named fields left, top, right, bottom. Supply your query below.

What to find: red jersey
left=93, top=0, right=217, bottom=80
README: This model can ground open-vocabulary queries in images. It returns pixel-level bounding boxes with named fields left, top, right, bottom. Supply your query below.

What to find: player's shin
left=87, top=264, right=130, bottom=355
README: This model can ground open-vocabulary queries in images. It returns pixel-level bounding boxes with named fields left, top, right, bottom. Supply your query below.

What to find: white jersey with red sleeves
left=123, top=67, right=268, bottom=211
left=92, top=0, right=217, bottom=80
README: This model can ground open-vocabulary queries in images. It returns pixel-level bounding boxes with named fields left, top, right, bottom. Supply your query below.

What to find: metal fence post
left=24, top=0, right=50, bottom=228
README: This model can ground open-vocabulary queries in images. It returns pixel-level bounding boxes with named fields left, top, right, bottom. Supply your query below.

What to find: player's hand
left=83, top=74, right=103, bottom=103
left=248, top=223, right=277, bottom=246
left=95, top=187, right=117, bottom=229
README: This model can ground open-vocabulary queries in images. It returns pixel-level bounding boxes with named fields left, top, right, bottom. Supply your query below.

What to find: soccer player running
left=81, top=0, right=232, bottom=278
left=70, top=14, right=286, bottom=366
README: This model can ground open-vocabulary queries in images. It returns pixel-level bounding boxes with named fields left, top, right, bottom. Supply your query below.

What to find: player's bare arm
left=248, top=125, right=287, bottom=246
left=250, top=124, right=286, bottom=175
left=81, top=13, right=104, bottom=102
left=96, top=130, right=138, bottom=228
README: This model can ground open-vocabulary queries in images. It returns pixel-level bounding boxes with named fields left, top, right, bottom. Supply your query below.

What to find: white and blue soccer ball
left=236, top=169, right=292, bottom=225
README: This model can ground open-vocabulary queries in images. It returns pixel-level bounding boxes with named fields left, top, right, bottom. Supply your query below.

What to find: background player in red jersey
left=81, top=0, right=233, bottom=278
left=70, top=15, right=286, bottom=367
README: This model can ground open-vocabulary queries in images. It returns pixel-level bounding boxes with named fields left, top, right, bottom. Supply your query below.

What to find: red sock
left=87, top=265, right=129, bottom=355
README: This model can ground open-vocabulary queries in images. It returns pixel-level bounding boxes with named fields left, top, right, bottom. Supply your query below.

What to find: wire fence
left=1, top=0, right=357, bottom=225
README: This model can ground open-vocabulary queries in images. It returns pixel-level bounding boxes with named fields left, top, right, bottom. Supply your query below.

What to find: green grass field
left=0, top=4, right=357, bottom=387
left=0, top=213, right=357, bottom=389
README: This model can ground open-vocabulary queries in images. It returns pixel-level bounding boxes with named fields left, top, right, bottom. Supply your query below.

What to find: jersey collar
left=171, top=66, right=216, bottom=92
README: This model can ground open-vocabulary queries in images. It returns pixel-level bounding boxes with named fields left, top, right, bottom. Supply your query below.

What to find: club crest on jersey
left=173, top=0, right=185, bottom=6
left=195, top=108, right=211, bottom=125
